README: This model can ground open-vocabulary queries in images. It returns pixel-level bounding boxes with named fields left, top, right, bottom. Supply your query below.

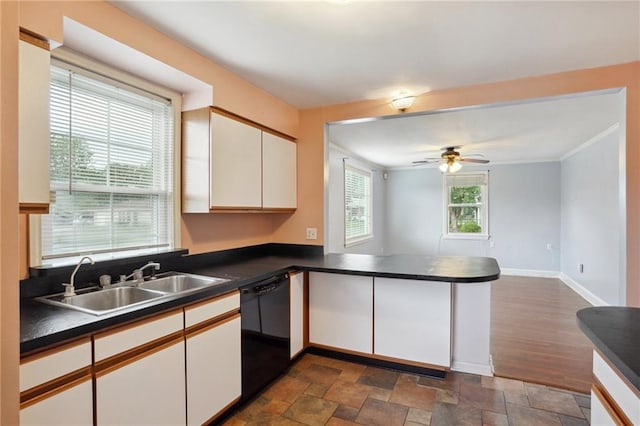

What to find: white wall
left=327, top=145, right=386, bottom=255
left=385, top=162, right=562, bottom=272
left=561, top=126, right=623, bottom=305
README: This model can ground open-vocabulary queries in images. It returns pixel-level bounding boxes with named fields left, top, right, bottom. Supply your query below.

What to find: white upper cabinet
left=263, top=132, right=297, bottom=209
left=19, top=34, right=50, bottom=214
left=182, top=107, right=297, bottom=213
left=210, top=112, right=262, bottom=209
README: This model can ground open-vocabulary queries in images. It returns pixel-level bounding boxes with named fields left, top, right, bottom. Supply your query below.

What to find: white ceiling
left=328, top=89, right=624, bottom=168
left=109, top=1, right=639, bottom=109
left=106, top=1, right=633, bottom=168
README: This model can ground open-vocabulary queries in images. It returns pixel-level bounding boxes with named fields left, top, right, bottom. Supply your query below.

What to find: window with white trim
left=444, top=172, right=489, bottom=238
left=344, top=163, right=373, bottom=246
left=40, top=60, right=176, bottom=264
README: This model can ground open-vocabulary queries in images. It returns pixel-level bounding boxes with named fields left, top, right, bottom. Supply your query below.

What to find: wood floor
left=491, top=275, right=594, bottom=394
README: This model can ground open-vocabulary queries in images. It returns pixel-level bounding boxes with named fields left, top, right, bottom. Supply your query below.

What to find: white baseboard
left=558, top=273, right=608, bottom=307
left=451, top=360, right=493, bottom=377
left=500, top=268, right=560, bottom=278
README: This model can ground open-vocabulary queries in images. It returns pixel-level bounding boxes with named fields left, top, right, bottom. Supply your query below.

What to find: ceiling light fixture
left=390, top=94, right=415, bottom=112
left=439, top=159, right=462, bottom=173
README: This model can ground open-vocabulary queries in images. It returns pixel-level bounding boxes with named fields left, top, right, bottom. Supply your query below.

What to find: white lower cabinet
left=290, top=271, right=305, bottom=358
left=309, top=272, right=373, bottom=354
left=94, top=311, right=186, bottom=425
left=20, top=338, right=93, bottom=426
left=374, top=278, right=452, bottom=367
left=21, top=379, right=93, bottom=426
left=96, top=338, right=186, bottom=425
left=591, top=350, right=640, bottom=425
left=186, top=315, right=241, bottom=425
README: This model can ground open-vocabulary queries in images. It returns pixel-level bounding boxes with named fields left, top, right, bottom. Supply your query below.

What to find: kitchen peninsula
left=19, top=246, right=499, bottom=424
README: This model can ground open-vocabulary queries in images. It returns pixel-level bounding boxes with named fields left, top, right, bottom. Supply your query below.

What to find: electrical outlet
left=546, top=243, right=553, bottom=250
left=489, top=240, right=495, bottom=248
left=579, top=263, right=584, bottom=273
left=306, top=227, right=317, bottom=240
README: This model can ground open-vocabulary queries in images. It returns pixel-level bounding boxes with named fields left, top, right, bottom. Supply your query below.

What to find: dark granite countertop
left=21, top=250, right=500, bottom=355
left=577, top=306, right=640, bottom=392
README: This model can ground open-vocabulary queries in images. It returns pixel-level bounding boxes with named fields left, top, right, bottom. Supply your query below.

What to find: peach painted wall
left=16, top=0, right=301, bottom=260
left=0, top=1, right=22, bottom=423
left=272, top=62, right=640, bottom=306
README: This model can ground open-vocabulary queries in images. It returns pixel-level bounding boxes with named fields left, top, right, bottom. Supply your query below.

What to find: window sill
left=345, top=235, right=374, bottom=248
left=443, top=234, right=490, bottom=241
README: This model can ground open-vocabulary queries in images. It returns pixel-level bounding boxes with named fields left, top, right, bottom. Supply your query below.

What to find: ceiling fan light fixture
left=449, top=161, right=462, bottom=173
left=391, top=95, right=415, bottom=112
left=438, top=162, right=449, bottom=173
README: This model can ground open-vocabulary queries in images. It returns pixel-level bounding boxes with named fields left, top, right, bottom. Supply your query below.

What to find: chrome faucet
left=120, top=261, right=160, bottom=284
left=63, top=256, right=95, bottom=297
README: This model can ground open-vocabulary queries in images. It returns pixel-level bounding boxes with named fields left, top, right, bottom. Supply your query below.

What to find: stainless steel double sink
left=36, top=272, right=230, bottom=316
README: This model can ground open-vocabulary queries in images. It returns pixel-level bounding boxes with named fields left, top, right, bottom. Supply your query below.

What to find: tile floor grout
left=224, top=353, right=590, bottom=426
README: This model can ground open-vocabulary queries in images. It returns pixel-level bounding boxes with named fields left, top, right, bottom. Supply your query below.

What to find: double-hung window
left=37, top=58, right=177, bottom=265
left=344, top=162, right=373, bottom=246
left=444, top=172, right=489, bottom=238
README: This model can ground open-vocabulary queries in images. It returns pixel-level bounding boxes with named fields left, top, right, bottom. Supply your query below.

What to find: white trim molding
left=500, top=268, right=560, bottom=278
left=559, top=273, right=608, bottom=307
left=451, top=360, right=494, bottom=377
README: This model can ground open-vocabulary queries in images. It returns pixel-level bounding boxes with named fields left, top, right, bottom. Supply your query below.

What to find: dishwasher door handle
left=242, top=273, right=289, bottom=295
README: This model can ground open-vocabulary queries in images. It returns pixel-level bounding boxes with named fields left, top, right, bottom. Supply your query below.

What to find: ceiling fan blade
left=411, top=159, right=439, bottom=165
left=463, top=153, right=485, bottom=158
left=460, top=158, right=490, bottom=164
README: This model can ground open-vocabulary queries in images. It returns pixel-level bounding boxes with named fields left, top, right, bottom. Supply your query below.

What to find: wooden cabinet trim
left=20, top=367, right=92, bottom=408
left=210, top=106, right=296, bottom=142
left=19, top=203, right=49, bottom=214
left=201, top=395, right=241, bottom=425
left=595, top=348, right=640, bottom=399
left=185, top=312, right=240, bottom=338
left=210, top=207, right=296, bottom=214
left=309, top=343, right=450, bottom=372
left=95, top=332, right=184, bottom=377
left=593, top=380, right=631, bottom=426
left=21, top=337, right=91, bottom=363
left=19, top=30, right=50, bottom=51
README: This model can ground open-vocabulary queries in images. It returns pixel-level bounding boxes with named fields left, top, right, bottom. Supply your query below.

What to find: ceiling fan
left=412, top=146, right=489, bottom=173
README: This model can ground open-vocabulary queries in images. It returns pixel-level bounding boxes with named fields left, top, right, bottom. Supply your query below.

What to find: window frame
left=29, top=48, right=182, bottom=267
left=442, top=171, right=490, bottom=240
left=344, top=161, right=374, bottom=247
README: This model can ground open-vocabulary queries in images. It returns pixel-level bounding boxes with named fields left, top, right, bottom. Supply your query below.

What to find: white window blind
left=344, top=163, right=372, bottom=245
left=42, top=64, right=174, bottom=260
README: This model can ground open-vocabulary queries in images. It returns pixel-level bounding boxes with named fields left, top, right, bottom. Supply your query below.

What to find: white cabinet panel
left=593, top=350, right=640, bottom=423
left=374, top=278, right=451, bottom=367
left=309, top=272, right=373, bottom=354
left=262, top=132, right=297, bottom=209
left=210, top=112, right=262, bottom=208
left=290, top=271, right=304, bottom=358
left=94, top=311, right=183, bottom=362
left=19, top=38, right=50, bottom=211
left=21, top=379, right=93, bottom=426
left=20, top=339, right=91, bottom=392
left=185, top=291, right=239, bottom=328
left=186, top=316, right=241, bottom=425
left=96, top=339, right=186, bottom=425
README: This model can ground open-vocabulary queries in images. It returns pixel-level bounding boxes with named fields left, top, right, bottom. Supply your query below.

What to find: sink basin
left=37, top=286, right=166, bottom=316
left=138, top=272, right=229, bottom=294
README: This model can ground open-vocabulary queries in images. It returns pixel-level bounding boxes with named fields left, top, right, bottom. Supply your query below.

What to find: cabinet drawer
left=20, top=338, right=91, bottom=392
left=185, top=291, right=240, bottom=328
left=94, top=310, right=183, bottom=362
left=593, top=350, right=640, bottom=423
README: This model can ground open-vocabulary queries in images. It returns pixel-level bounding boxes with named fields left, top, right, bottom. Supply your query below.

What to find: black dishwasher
left=240, top=273, right=290, bottom=402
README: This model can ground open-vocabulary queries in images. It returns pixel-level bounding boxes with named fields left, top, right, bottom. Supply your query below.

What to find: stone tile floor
left=224, top=354, right=591, bottom=426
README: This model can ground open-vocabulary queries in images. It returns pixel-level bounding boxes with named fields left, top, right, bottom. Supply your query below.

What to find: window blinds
left=42, top=64, right=174, bottom=260
left=344, top=163, right=372, bottom=243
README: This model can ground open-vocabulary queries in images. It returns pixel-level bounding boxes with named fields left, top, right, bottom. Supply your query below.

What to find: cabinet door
left=210, top=112, right=262, bottom=208
left=290, top=271, right=305, bottom=358
left=21, top=378, right=93, bottom=426
left=19, top=38, right=50, bottom=212
left=96, top=339, right=186, bottom=425
left=374, top=278, right=451, bottom=367
left=186, top=315, right=241, bottom=426
left=309, top=272, right=373, bottom=354
left=262, top=132, right=297, bottom=209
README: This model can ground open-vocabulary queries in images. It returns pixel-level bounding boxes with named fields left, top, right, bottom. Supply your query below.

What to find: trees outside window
left=444, top=173, right=488, bottom=237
